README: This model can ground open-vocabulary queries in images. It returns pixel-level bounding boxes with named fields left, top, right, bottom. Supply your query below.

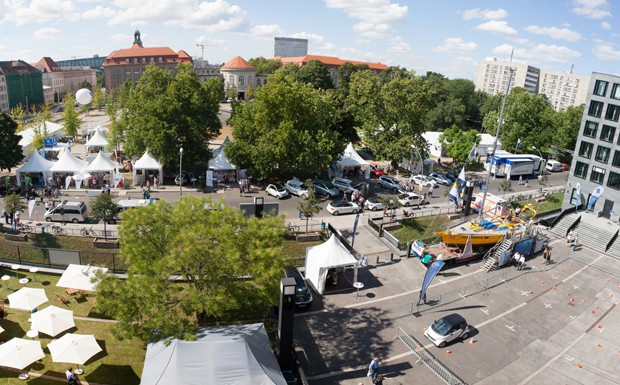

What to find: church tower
left=133, top=29, right=143, bottom=47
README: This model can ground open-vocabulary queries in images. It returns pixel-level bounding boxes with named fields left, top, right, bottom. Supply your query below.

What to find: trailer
left=486, top=153, right=545, bottom=177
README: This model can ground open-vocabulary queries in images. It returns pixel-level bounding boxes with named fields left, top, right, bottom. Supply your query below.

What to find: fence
left=396, top=328, right=467, bottom=385
left=6, top=222, right=119, bottom=239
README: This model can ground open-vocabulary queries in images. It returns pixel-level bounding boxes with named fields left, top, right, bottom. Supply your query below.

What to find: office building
left=475, top=59, right=540, bottom=95
left=539, top=69, right=590, bottom=111
left=271, top=37, right=308, bottom=58
left=56, top=55, right=105, bottom=70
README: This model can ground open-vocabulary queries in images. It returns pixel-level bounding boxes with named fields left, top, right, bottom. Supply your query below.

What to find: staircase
left=550, top=213, right=580, bottom=238
left=481, top=233, right=514, bottom=272
left=576, top=222, right=616, bottom=254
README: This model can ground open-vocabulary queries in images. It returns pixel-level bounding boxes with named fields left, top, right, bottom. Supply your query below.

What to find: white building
left=33, top=57, right=66, bottom=103
left=476, top=59, right=540, bottom=95
left=539, top=69, right=590, bottom=111
left=220, top=56, right=267, bottom=100
left=0, top=74, right=8, bottom=113
left=271, top=37, right=308, bottom=58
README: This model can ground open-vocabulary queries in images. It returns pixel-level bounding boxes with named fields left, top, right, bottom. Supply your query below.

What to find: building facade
left=33, top=57, right=65, bottom=103
left=0, top=60, right=44, bottom=110
left=0, top=74, right=9, bottom=113
left=271, top=37, right=308, bottom=58
left=103, top=30, right=192, bottom=90
left=475, top=59, right=540, bottom=95
left=563, top=72, right=620, bottom=219
left=220, top=56, right=267, bottom=99
left=539, top=69, right=589, bottom=111
left=56, top=55, right=104, bottom=70
left=193, top=59, right=223, bottom=83
left=63, top=68, right=97, bottom=95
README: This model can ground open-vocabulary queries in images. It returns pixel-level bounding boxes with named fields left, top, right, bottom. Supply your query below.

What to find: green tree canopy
left=295, top=60, right=334, bottom=90
left=439, top=125, right=480, bottom=164
left=89, top=193, right=119, bottom=240
left=94, top=197, right=285, bottom=341
left=226, top=74, right=344, bottom=179
left=552, top=105, right=583, bottom=159
left=0, top=113, right=24, bottom=171
left=62, top=95, right=81, bottom=137
left=337, top=62, right=370, bottom=89
left=4, top=193, right=26, bottom=216
left=92, top=87, right=106, bottom=110
left=248, top=57, right=282, bottom=74
left=297, top=180, right=322, bottom=233
left=9, top=105, right=26, bottom=132
left=116, top=64, right=222, bottom=166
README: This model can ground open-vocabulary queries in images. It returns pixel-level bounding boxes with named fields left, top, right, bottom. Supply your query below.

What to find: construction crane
left=196, top=43, right=206, bottom=62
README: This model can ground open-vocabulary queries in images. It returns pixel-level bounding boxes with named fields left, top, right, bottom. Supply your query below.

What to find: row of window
left=574, top=161, right=620, bottom=190
left=583, top=121, right=618, bottom=143
left=593, top=79, right=620, bottom=99
left=588, top=100, right=620, bottom=121
left=125, top=57, right=164, bottom=64
left=578, top=140, right=620, bottom=167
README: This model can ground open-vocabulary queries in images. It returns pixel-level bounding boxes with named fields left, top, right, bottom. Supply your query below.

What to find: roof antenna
left=570, top=63, right=574, bottom=74
left=509, top=47, right=514, bottom=63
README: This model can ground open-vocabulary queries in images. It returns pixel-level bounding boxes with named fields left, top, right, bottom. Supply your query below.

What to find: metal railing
left=4, top=222, right=119, bottom=239
left=396, top=328, right=467, bottom=385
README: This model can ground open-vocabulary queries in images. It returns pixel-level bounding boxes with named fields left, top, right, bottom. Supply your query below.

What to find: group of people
left=566, top=229, right=580, bottom=251
left=2, top=208, right=20, bottom=230
left=238, top=179, right=251, bottom=196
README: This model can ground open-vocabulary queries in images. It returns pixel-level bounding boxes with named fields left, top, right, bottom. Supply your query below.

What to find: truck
left=486, top=152, right=545, bottom=177
left=471, top=193, right=508, bottom=216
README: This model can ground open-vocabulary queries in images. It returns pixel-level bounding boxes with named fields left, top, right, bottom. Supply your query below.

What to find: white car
left=364, top=197, right=385, bottom=211
left=284, top=179, right=310, bottom=199
left=424, top=313, right=470, bottom=348
left=326, top=200, right=360, bottom=216
left=265, top=184, right=289, bottom=199
left=410, top=174, right=437, bottom=188
left=397, top=192, right=428, bottom=207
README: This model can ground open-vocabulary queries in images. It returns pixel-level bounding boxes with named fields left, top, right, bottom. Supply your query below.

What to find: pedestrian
left=2, top=208, right=7, bottom=224
left=524, top=178, right=529, bottom=187
left=106, top=184, right=110, bottom=195
left=154, top=176, right=159, bottom=189
left=239, top=181, right=243, bottom=197
left=373, top=375, right=386, bottom=385
left=428, top=186, right=433, bottom=198
left=66, top=367, right=78, bottom=385
left=567, top=229, right=574, bottom=244
left=14, top=211, right=20, bottom=230
left=542, top=245, right=551, bottom=265
left=518, top=175, right=523, bottom=185
left=344, top=189, right=349, bottom=202
left=572, top=234, right=579, bottom=251
left=367, top=358, right=379, bottom=380
left=45, top=201, right=50, bottom=212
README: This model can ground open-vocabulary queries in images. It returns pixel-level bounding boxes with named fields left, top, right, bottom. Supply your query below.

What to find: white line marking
left=506, top=325, right=516, bottom=331
left=518, top=335, right=586, bottom=384
left=573, top=285, right=580, bottom=290
left=521, top=291, right=530, bottom=296
left=545, top=303, right=552, bottom=309
left=481, top=309, right=489, bottom=315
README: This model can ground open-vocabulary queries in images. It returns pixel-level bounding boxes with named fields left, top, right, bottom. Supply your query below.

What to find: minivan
left=44, top=201, right=87, bottom=223
left=546, top=160, right=562, bottom=172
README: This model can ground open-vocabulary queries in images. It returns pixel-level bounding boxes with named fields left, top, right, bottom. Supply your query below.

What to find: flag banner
left=206, top=170, right=214, bottom=187
left=516, top=138, right=521, bottom=150
left=468, top=144, right=476, bottom=162
left=587, top=185, right=604, bottom=211
left=448, top=167, right=466, bottom=207
left=113, top=173, right=122, bottom=188
left=65, top=175, right=72, bottom=190
left=28, top=199, right=36, bottom=219
left=418, top=260, right=445, bottom=305
left=352, top=213, right=361, bottom=246
left=74, top=175, right=83, bottom=190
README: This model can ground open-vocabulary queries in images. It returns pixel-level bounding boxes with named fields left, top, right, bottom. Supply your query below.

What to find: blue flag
left=467, top=144, right=476, bottom=162
left=515, top=138, right=521, bottom=150
left=418, top=260, right=445, bottom=305
left=447, top=167, right=466, bottom=207
left=351, top=212, right=361, bottom=247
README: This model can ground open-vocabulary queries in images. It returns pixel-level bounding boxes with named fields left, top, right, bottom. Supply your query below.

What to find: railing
left=5, top=222, right=119, bottom=239
left=396, top=328, right=467, bottom=385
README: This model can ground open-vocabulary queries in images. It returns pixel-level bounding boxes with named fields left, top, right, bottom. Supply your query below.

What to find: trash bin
left=321, top=221, right=326, bottom=231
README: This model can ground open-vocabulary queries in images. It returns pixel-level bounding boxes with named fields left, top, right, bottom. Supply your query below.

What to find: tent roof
left=49, top=148, right=88, bottom=173
left=18, top=121, right=65, bottom=147
left=141, top=323, right=286, bottom=385
left=134, top=151, right=162, bottom=170
left=16, top=151, right=56, bottom=173
left=305, top=234, right=357, bottom=294
left=337, top=143, right=369, bottom=168
left=85, top=128, right=109, bottom=148
left=208, top=137, right=236, bottom=170
left=85, top=151, right=117, bottom=173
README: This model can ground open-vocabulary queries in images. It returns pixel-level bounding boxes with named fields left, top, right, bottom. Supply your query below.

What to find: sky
left=1, top=0, right=619, bottom=80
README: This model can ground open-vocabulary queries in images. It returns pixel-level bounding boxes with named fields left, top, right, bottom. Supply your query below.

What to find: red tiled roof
left=277, top=55, right=388, bottom=71
left=177, top=50, right=191, bottom=59
left=222, top=56, right=254, bottom=69
left=106, top=44, right=178, bottom=59
left=34, top=57, right=61, bottom=73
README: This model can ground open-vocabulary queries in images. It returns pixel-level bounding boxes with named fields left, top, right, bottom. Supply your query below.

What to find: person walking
left=428, top=185, right=433, bottom=198
left=373, top=375, right=386, bottom=385
left=542, top=245, right=551, bottom=265
left=572, top=234, right=579, bottom=251
left=66, top=367, right=78, bottom=385
left=154, top=176, right=159, bottom=189
left=368, top=358, right=380, bottom=380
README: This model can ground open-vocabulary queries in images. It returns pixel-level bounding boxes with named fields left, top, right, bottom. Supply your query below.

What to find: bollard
left=390, top=253, right=394, bottom=261
left=376, top=256, right=380, bottom=265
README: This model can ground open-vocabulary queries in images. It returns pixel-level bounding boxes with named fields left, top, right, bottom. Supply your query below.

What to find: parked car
left=377, top=175, right=403, bottom=192
left=562, top=163, right=570, bottom=171
left=546, top=160, right=563, bottom=172
left=326, top=200, right=360, bottom=215
left=285, top=268, right=313, bottom=308
left=397, top=192, right=428, bottom=207
left=284, top=179, right=310, bottom=199
left=410, top=174, right=437, bottom=187
left=369, top=162, right=385, bottom=177
left=424, top=313, right=470, bottom=348
left=445, top=172, right=457, bottom=183
left=331, top=177, right=354, bottom=192
left=364, top=197, right=385, bottom=211
left=175, top=172, right=197, bottom=186
left=428, top=172, right=452, bottom=186
left=313, top=180, right=340, bottom=197
left=265, top=183, right=289, bottom=199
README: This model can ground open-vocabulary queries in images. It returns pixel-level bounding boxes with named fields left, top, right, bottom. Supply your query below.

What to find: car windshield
left=367, top=197, right=378, bottom=203
left=275, top=185, right=286, bottom=192
left=431, top=318, right=454, bottom=336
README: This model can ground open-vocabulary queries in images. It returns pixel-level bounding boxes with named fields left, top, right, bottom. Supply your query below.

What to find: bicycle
left=51, top=225, right=67, bottom=235
left=80, top=226, right=97, bottom=237
left=18, top=223, right=33, bottom=233
left=286, top=223, right=300, bottom=233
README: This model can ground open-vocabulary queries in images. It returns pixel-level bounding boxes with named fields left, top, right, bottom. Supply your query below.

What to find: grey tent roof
left=141, top=323, right=286, bottom=385
left=85, top=151, right=117, bottom=173
left=208, top=137, right=236, bottom=170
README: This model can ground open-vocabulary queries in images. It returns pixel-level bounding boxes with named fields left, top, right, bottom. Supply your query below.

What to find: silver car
left=424, top=313, right=470, bottom=348
left=377, top=175, right=402, bottom=191
left=313, top=180, right=340, bottom=197
left=284, top=179, right=309, bottom=199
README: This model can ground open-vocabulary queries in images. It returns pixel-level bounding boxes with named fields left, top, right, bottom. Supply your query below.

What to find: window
left=590, top=166, right=605, bottom=184
left=583, top=121, right=598, bottom=137
left=239, top=75, right=244, bottom=86
left=605, top=104, right=620, bottom=122
left=125, top=59, right=130, bottom=63
left=134, top=58, right=138, bottom=63
left=594, top=80, right=608, bottom=96
left=158, top=57, right=163, bottom=63
left=601, top=125, right=616, bottom=142
left=611, top=84, right=620, bottom=100
left=595, top=145, right=611, bottom=163
left=578, top=141, right=593, bottom=158
left=614, top=151, right=620, bottom=168
left=608, top=171, right=620, bottom=190
left=574, top=161, right=588, bottom=179
left=588, top=100, right=604, bottom=117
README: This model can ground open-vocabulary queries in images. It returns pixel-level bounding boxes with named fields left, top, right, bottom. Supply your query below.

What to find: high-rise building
left=271, top=37, right=308, bottom=58
left=539, top=69, right=590, bottom=111
left=475, top=59, right=540, bottom=95
left=562, top=72, right=620, bottom=216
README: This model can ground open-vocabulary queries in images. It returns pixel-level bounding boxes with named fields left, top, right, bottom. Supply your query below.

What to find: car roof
left=438, top=313, right=466, bottom=324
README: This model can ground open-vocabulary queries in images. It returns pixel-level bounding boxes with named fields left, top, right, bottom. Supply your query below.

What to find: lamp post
left=179, top=147, right=183, bottom=198
left=532, top=146, right=543, bottom=158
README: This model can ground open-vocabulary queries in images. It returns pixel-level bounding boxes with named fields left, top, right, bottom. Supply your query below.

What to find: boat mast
left=479, top=67, right=514, bottom=222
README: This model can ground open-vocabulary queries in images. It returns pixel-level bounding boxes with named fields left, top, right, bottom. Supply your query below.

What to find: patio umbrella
left=31, top=305, right=75, bottom=337
left=48, top=333, right=102, bottom=373
left=56, top=264, right=109, bottom=292
left=0, top=338, right=44, bottom=369
left=8, top=287, right=48, bottom=311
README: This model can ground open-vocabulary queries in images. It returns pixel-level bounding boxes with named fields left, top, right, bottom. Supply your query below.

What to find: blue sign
left=43, top=137, right=57, bottom=148
left=611, top=210, right=615, bottom=216
left=418, top=260, right=445, bottom=305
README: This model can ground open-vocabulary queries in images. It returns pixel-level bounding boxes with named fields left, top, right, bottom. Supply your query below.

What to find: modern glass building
left=271, top=37, right=308, bottom=58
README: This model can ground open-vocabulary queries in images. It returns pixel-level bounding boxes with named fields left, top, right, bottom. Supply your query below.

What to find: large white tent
left=49, top=148, right=88, bottom=173
left=141, top=323, right=286, bottom=385
left=15, top=150, right=56, bottom=186
left=208, top=137, right=237, bottom=182
left=304, top=234, right=358, bottom=295
left=133, top=151, right=163, bottom=186
left=85, top=151, right=117, bottom=173
left=336, top=143, right=371, bottom=179
left=17, top=121, right=65, bottom=156
left=84, top=128, right=109, bottom=152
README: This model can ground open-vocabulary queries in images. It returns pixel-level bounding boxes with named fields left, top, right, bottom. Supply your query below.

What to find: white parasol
left=48, top=333, right=102, bottom=374
left=31, top=305, right=75, bottom=337
left=0, top=338, right=45, bottom=370
left=8, top=287, right=48, bottom=311
left=56, top=264, right=109, bottom=292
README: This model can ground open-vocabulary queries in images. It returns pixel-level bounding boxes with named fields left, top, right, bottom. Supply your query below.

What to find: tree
left=31, top=111, right=49, bottom=151
left=439, top=125, right=480, bottom=164
left=246, top=83, right=255, bottom=100
left=4, top=193, right=26, bottom=219
left=297, top=180, right=322, bottom=233
left=92, top=87, right=106, bottom=110
left=226, top=84, right=238, bottom=99
left=552, top=105, right=583, bottom=160
left=62, top=95, right=81, bottom=138
left=226, top=74, right=344, bottom=179
left=0, top=113, right=24, bottom=171
left=295, top=60, right=334, bottom=90
left=94, top=197, right=286, bottom=341
left=40, top=102, right=53, bottom=122
left=337, top=62, right=370, bottom=89
left=248, top=57, right=282, bottom=74
left=276, top=63, right=300, bottom=78
left=89, top=193, right=119, bottom=240
left=378, top=66, right=414, bottom=84
left=9, top=105, right=26, bottom=132
left=424, top=97, right=466, bottom=131
left=117, top=64, right=222, bottom=166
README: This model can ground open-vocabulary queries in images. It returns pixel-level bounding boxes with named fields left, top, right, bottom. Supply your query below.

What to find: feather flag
left=448, top=167, right=466, bottom=207
left=467, top=144, right=476, bottom=162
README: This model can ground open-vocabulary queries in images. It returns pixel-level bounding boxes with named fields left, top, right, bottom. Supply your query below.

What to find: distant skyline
left=1, top=0, right=619, bottom=80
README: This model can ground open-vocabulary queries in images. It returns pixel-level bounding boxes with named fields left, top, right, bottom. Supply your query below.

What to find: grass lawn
left=0, top=268, right=145, bottom=385
left=389, top=214, right=452, bottom=245
left=514, top=193, right=563, bottom=217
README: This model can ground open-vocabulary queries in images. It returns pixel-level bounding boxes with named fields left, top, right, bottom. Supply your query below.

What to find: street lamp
left=179, top=147, right=183, bottom=197
left=532, top=146, right=543, bottom=158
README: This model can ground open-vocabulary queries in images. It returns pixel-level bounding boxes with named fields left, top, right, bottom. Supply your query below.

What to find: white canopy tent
left=84, top=128, right=109, bottom=153
left=133, top=151, right=163, bottom=186
left=336, top=143, right=371, bottom=179
left=15, top=150, right=56, bottom=187
left=208, top=137, right=237, bottom=182
left=49, top=148, right=88, bottom=173
left=141, top=323, right=286, bottom=385
left=85, top=151, right=117, bottom=173
left=17, top=121, right=65, bottom=156
left=304, top=234, right=358, bottom=295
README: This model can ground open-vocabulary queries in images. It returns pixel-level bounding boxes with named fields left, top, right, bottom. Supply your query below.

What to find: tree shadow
left=31, top=233, right=62, bottom=249
left=85, top=364, right=140, bottom=385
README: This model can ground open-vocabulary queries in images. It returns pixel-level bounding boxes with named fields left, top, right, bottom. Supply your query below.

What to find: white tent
left=337, top=143, right=371, bottom=179
left=49, top=148, right=88, bottom=173
left=208, top=137, right=236, bottom=171
left=15, top=150, right=56, bottom=187
left=84, top=128, right=109, bottom=151
left=17, top=121, right=65, bottom=156
left=304, top=234, right=358, bottom=295
left=85, top=151, right=117, bottom=173
left=133, top=151, right=163, bottom=186
left=141, top=323, right=286, bottom=385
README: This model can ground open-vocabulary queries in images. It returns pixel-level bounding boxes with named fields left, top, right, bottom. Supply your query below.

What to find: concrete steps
left=572, top=222, right=616, bottom=254
left=550, top=213, right=580, bottom=238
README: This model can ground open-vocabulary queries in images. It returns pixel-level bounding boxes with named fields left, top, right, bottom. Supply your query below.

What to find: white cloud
left=387, top=35, right=410, bottom=53
left=601, top=21, right=611, bottom=30
left=475, top=20, right=517, bottom=35
left=352, top=21, right=390, bottom=38
left=111, top=33, right=130, bottom=42
left=462, top=8, right=508, bottom=20
left=324, top=0, right=408, bottom=24
left=571, top=0, right=611, bottom=19
left=82, top=5, right=117, bottom=19
left=250, top=24, right=286, bottom=39
left=433, top=37, right=477, bottom=54
left=4, top=0, right=80, bottom=26
left=492, top=43, right=580, bottom=63
left=592, top=40, right=620, bottom=60
left=524, top=25, right=582, bottom=42
left=34, top=27, right=60, bottom=39
left=507, top=37, right=529, bottom=44
left=195, top=36, right=225, bottom=46
left=108, top=0, right=249, bottom=32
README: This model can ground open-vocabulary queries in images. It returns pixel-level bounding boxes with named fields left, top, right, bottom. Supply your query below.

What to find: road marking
left=505, top=325, right=516, bottom=331
left=570, top=316, right=576, bottom=319
left=573, top=285, right=580, bottom=290
left=518, top=334, right=586, bottom=385
left=564, top=356, right=574, bottom=362
left=544, top=303, right=552, bottom=308
left=481, top=309, right=489, bottom=315
left=521, top=291, right=530, bottom=296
